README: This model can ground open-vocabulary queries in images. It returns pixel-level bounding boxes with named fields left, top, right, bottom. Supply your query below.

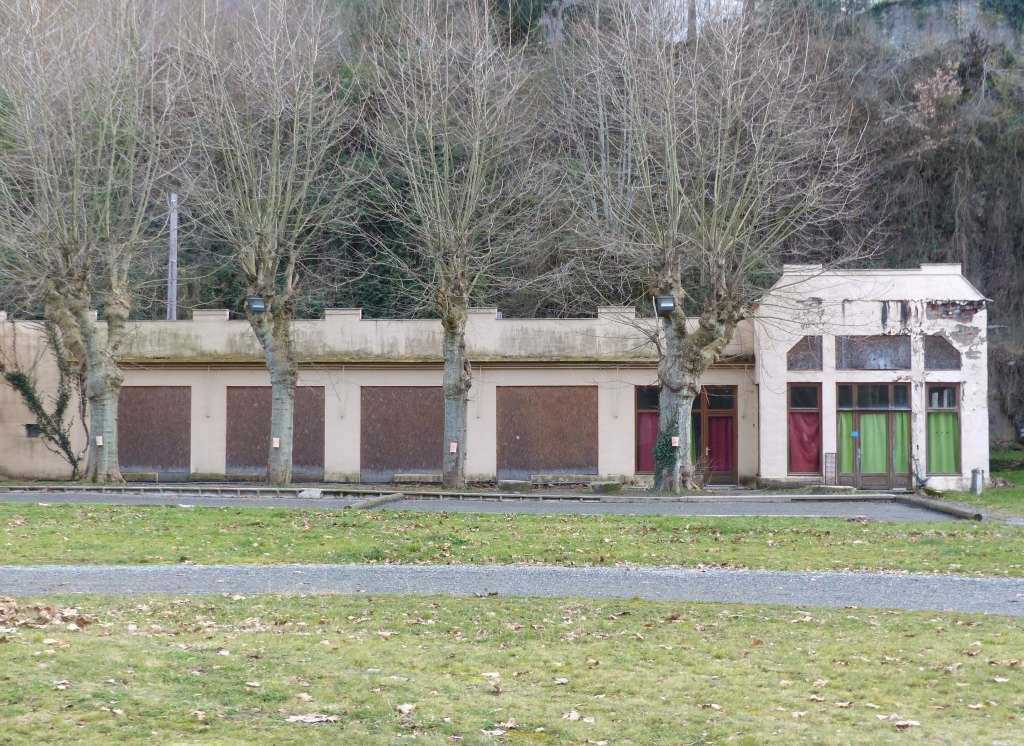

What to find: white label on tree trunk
left=95, top=435, right=104, bottom=447
left=671, top=436, right=679, bottom=448
left=272, top=437, right=280, bottom=448
left=449, top=442, right=458, bottom=453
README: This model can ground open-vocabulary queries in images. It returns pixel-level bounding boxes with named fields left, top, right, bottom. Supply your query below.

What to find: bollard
left=970, top=468, right=984, bottom=495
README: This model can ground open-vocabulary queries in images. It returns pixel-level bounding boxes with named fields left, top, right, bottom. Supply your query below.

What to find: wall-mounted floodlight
left=246, top=296, right=267, bottom=313
left=654, top=295, right=676, bottom=316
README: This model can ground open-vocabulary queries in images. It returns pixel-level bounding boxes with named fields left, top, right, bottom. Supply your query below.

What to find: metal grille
left=824, top=452, right=837, bottom=485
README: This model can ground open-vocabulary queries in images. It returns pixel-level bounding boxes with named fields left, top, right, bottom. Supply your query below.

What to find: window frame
left=926, top=383, right=962, bottom=476
left=787, top=383, right=822, bottom=475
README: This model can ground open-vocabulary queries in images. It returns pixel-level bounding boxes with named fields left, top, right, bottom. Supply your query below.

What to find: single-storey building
left=0, top=264, right=988, bottom=490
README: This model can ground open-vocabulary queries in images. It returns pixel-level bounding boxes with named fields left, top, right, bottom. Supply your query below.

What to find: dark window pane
left=706, top=388, right=735, bottom=410
left=838, top=385, right=853, bottom=409
left=789, top=385, right=819, bottom=409
left=836, top=335, right=911, bottom=370
left=691, top=395, right=701, bottom=411
left=787, top=336, right=823, bottom=371
left=924, top=335, right=962, bottom=371
left=857, top=384, right=890, bottom=409
left=893, top=384, right=910, bottom=409
left=637, top=386, right=659, bottom=410
left=928, top=386, right=957, bottom=410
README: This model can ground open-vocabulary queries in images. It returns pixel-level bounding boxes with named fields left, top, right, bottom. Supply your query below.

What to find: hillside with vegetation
left=0, top=0, right=1020, bottom=484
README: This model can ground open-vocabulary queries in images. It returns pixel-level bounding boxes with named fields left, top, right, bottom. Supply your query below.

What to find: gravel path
left=2, top=564, right=1021, bottom=615
left=0, top=492, right=954, bottom=520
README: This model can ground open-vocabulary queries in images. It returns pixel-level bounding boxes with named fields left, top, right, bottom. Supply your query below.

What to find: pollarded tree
left=0, top=0, right=171, bottom=481
left=367, top=0, right=543, bottom=488
left=178, top=0, right=356, bottom=484
left=559, top=1, right=866, bottom=491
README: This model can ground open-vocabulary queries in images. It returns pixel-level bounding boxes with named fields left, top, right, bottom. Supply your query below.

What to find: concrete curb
left=1, top=483, right=897, bottom=502
left=352, top=492, right=404, bottom=510
left=897, top=495, right=984, bottom=521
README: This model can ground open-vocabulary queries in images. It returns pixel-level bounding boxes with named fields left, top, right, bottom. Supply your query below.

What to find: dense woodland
left=0, top=0, right=1021, bottom=485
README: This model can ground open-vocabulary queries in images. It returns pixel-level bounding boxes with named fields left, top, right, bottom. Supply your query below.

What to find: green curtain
left=838, top=412, right=855, bottom=474
left=860, top=413, right=888, bottom=474
left=691, top=413, right=700, bottom=465
left=892, top=412, right=910, bottom=474
left=928, top=412, right=960, bottom=474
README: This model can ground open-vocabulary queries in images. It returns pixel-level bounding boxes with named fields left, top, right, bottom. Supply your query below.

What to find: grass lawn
left=2, top=594, right=1022, bottom=745
left=944, top=468, right=1024, bottom=518
left=3, top=502, right=1024, bottom=576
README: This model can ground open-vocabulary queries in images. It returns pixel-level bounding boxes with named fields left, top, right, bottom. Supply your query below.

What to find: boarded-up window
left=497, top=386, right=598, bottom=481
left=360, top=387, right=443, bottom=482
left=786, top=336, right=823, bottom=371
left=118, top=387, right=191, bottom=479
left=924, top=335, right=962, bottom=371
left=226, top=387, right=325, bottom=481
left=836, top=335, right=911, bottom=370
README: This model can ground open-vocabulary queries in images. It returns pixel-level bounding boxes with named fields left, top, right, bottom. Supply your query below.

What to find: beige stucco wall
left=0, top=315, right=87, bottom=479
left=119, top=362, right=757, bottom=483
left=755, top=264, right=988, bottom=491
left=1, top=309, right=757, bottom=482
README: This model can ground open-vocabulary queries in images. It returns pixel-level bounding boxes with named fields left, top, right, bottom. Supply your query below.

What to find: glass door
left=837, top=384, right=912, bottom=489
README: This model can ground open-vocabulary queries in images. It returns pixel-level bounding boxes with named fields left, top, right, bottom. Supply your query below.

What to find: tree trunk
left=441, top=314, right=472, bottom=489
left=77, top=313, right=124, bottom=483
left=656, top=311, right=698, bottom=493
left=250, top=308, right=298, bottom=485
left=687, top=0, right=697, bottom=42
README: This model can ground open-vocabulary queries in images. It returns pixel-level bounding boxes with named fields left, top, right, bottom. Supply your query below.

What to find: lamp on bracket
left=246, top=296, right=267, bottom=314
left=653, top=295, right=676, bottom=317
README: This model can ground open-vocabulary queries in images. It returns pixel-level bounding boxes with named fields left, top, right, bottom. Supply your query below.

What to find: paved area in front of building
left=2, top=563, right=1022, bottom=615
left=0, top=491, right=956, bottom=521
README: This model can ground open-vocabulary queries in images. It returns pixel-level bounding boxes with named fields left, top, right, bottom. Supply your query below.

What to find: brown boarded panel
left=118, top=386, right=191, bottom=479
left=497, top=386, right=598, bottom=481
left=226, top=386, right=325, bottom=482
left=360, top=387, right=443, bottom=482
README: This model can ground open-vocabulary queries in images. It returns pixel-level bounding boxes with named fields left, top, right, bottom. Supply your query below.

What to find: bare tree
left=178, top=0, right=354, bottom=484
left=0, top=0, right=170, bottom=481
left=367, top=0, right=541, bottom=488
left=560, top=1, right=866, bottom=491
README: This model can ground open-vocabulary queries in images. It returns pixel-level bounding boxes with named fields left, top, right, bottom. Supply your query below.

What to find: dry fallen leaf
left=396, top=703, right=417, bottom=716
left=835, top=701, right=853, bottom=708
left=554, top=678, right=569, bottom=685
left=296, top=693, right=314, bottom=702
left=812, top=678, right=828, bottom=688
left=967, top=703, right=984, bottom=709
left=864, top=702, right=880, bottom=709
left=582, top=716, right=596, bottom=723
left=791, top=711, right=808, bottom=718
left=563, top=710, right=581, bottom=721
left=480, top=729, right=505, bottom=736
left=993, top=677, right=1009, bottom=683
left=496, top=719, right=517, bottom=729
left=245, top=681, right=261, bottom=688
left=808, top=695, right=824, bottom=702
left=894, top=720, right=921, bottom=729
left=52, top=680, right=71, bottom=691
left=699, top=703, right=722, bottom=711
left=285, top=714, right=339, bottom=724
left=191, top=710, right=206, bottom=721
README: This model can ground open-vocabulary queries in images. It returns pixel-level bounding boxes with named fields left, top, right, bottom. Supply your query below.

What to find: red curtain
left=788, top=412, right=821, bottom=473
left=636, top=412, right=659, bottom=473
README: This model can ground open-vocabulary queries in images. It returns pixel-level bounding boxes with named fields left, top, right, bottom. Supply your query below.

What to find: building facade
left=0, top=264, right=988, bottom=490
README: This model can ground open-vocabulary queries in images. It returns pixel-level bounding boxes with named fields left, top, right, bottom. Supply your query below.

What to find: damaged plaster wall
left=755, top=263, right=988, bottom=491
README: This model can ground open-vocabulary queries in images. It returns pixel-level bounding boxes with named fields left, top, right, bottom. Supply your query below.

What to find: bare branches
left=0, top=0, right=174, bottom=481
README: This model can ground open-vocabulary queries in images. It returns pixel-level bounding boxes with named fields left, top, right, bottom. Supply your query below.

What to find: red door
left=636, top=411, right=659, bottom=473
